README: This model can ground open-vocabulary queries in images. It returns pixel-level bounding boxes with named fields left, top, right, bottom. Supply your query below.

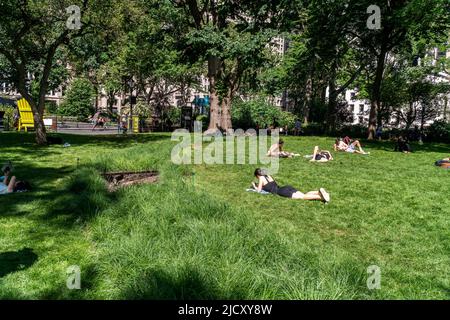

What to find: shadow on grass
left=121, top=267, right=231, bottom=300
left=41, top=167, right=117, bottom=227
left=0, top=131, right=170, bottom=149
left=0, top=166, right=117, bottom=235
left=0, top=248, right=38, bottom=278
left=38, top=263, right=100, bottom=300
left=362, top=140, right=450, bottom=154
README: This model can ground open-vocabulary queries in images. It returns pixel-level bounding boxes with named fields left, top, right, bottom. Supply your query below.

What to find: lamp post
left=128, top=78, right=135, bottom=132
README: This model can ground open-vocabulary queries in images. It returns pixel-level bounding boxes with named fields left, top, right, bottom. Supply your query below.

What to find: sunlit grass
left=0, top=132, right=448, bottom=299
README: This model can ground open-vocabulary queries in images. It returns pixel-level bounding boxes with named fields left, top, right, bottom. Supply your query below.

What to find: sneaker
left=319, top=188, right=330, bottom=203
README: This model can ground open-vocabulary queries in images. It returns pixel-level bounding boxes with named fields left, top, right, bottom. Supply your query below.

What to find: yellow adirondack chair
left=17, top=98, right=34, bottom=132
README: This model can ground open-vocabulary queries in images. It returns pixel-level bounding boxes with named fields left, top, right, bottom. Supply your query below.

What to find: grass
left=0, top=131, right=449, bottom=300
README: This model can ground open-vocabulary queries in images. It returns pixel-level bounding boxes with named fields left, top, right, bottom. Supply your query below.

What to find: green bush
left=167, top=107, right=182, bottom=126
left=45, top=101, right=58, bottom=115
left=58, top=78, right=95, bottom=121
left=195, top=114, right=209, bottom=130
left=231, top=98, right=296, bottom=130
left=337, top=124, right=368, bottom=139
left=301, top=123, right=326, bottom=136
left=425, top=120, right=450, bottom=143
left=0, top=104, right=15, bottom=130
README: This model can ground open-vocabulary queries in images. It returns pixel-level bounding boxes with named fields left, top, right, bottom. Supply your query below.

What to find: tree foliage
left=58, top=78, right=95, bottom=120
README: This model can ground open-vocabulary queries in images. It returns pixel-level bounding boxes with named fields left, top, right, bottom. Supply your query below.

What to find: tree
left=346, top=0, right=450, bottom=139
left=0, top=0, right=111, bottom=144
left=171, top=0, right=293, bottom=132
left=58, top=78, right=95, bottom=120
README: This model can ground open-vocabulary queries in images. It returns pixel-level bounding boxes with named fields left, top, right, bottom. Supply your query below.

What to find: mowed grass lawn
left=0, top=132, right=449, bottom=300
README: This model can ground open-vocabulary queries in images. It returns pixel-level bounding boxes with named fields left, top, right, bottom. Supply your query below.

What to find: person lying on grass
left=334, top=138, right=369, bottom=155
left=0, top=169, right=31, bottom=195
left=435, top=157, right=450, bottom=168
left=251, top=168, right=330, bottom=203
left=267, top=139, right=300, bottom=158
left=310, top=146, right=333, bottom=162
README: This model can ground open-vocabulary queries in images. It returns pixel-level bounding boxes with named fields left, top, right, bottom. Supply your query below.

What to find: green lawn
left=0, top=132, right=449, bottom=299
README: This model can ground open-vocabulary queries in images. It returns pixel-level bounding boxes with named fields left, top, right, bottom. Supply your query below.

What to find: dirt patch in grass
left=102, top=171, right=159, bottom=192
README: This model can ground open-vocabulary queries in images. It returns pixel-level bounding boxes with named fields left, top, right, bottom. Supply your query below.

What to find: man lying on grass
left=251, top=168, right=330, bottom=203
left=267, top=139, right=300, bottom=158
left=310, top=146, right=333, bottom=162
left=0, top=168, right=31, bottom=195
left=334, top=138, right=370, bottom=155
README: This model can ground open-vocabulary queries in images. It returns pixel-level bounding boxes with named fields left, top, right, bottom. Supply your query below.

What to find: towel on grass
left=246, top=188, right=271, bottom=195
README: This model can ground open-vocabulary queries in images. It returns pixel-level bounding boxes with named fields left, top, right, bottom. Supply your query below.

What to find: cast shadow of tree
left=120, top=267, right=247, bottom=300
left=363, top=140, right=450, bottom=154
left=0, top=248, right=38, bottom=278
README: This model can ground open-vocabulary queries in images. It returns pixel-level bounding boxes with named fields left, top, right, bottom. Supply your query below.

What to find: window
left=437, top=49, right=446, bottom=58
left=349, top=104, right=355, bottom=112
left=350, top=92, right=356, bottom=101
left=359, top=104, right=365, bottom=113
left=359, top=116, right=364, bottom=124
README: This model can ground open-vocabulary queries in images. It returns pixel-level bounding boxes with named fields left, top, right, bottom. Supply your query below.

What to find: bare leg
left=311, top=146, right=319, bottom=161
left=7, top=176, right=16, bottom=193
left=292, top=191, right=322, bottom=200
left=352, top=140, right=366, bottom=153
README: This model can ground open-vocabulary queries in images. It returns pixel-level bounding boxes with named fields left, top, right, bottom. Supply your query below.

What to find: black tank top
left=262, top=176, right=279, bottom=194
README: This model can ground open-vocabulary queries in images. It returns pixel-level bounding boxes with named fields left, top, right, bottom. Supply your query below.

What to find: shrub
left=337, top=124, right=368, bottom=139
left=425, top=120, right=450, bottom=143
left=168, top=107, right=182, bottom=126
left=195, top=114, right=209, bottom=130
left=45, top=101, right=58, bottom=115
left=58, top=78, right=95, bottom=121
left=301, top=123, right=326, bottom=136
left=231, top=98, right=296, bottom=130
left=0, top=104, right=15, bottom=130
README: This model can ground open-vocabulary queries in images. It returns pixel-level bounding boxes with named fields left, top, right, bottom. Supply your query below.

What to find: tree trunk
left=443, top=96, right=448, bottom=122
left=34, top=108, right=47, bottom=145
left=207, top=56, right=221, bottom=131
left=94, top=85, right=99, bottom=111
left=304, top=75, right=313, bottom=125
left=377, top=103, right=383, bottom=128
left=368, top=46, right=388, bottom=140
left=220, top=91, right=233, bottom=132
left=326, top=60, right=338, bottom=133
left=19, top=89, right=48, bottom=145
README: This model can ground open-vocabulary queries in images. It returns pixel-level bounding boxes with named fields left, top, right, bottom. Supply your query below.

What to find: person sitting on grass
left=334, top=138, right=369, bottom=155
left=394, top=135, right=412, bottom=154
left=251, top=168, right=330, bottom=203
left=310, top=146, right=333, bottom=162
left=267, top=139, right=300, bottom=158
left=0, top=169, right=31, bottom=195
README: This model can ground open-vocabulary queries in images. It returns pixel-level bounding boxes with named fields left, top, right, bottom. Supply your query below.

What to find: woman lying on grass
left=334, top=138, right=370, bottom=155
left=0, top=170, right=31, bottom=195
left=310, top=146, right=333, bottom=162
left=251, top=168, right=330, bottom=203
left=435, top=157, right=450, bottom=168
left=267, top=139, right=300, bottom=158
